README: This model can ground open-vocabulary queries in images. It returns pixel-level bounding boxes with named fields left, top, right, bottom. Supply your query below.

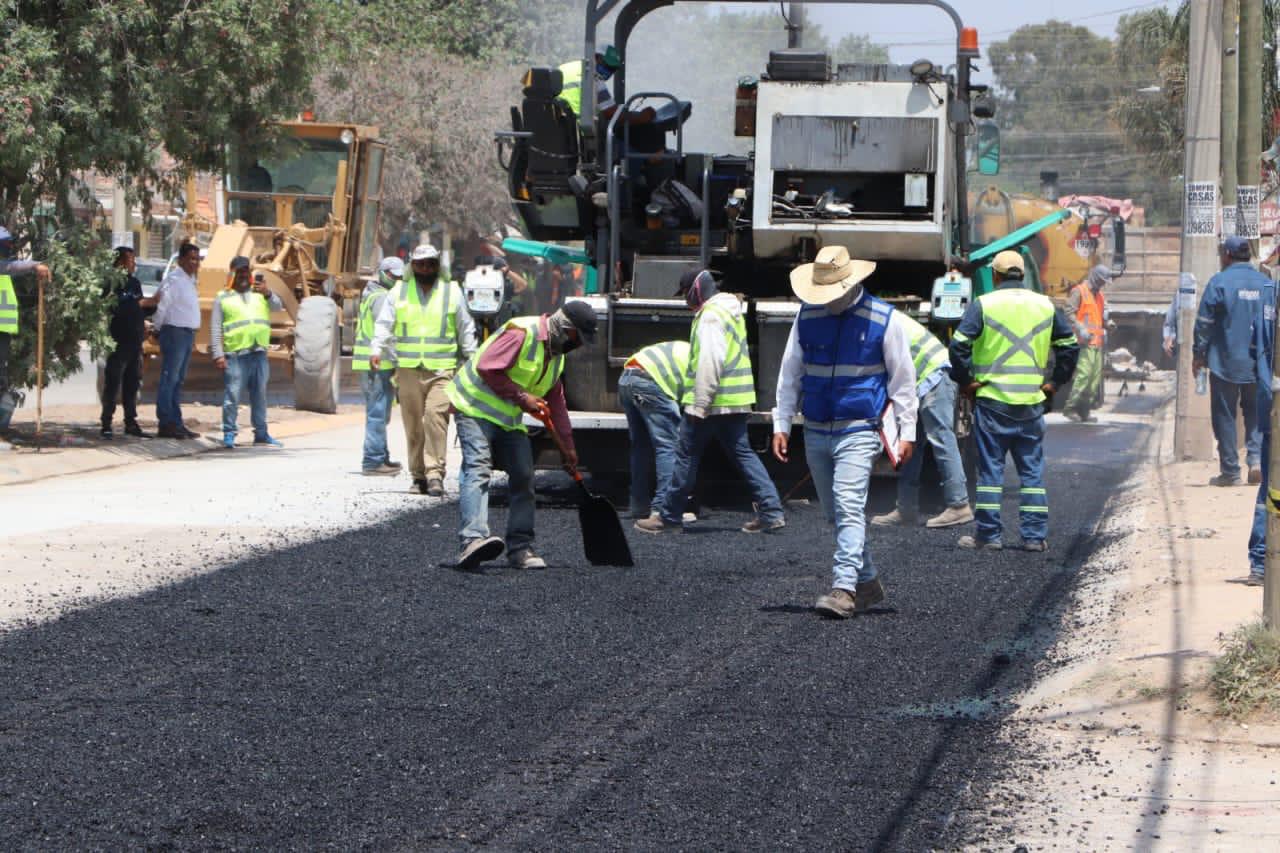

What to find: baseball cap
left=560, top=300, right=598, bottom=343
left=411, top=244, right=440, bottom=262
left=229, top=255, right=251, bottom=271
left=379, top=256, right=404, bottom=277
left=992, top=250, right=1025, bottom=276
left=1222, top=235, right=1252, bottom=260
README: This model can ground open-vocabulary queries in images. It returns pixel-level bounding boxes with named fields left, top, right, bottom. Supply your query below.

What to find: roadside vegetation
left=1211, top=622, right=1280, bottom=719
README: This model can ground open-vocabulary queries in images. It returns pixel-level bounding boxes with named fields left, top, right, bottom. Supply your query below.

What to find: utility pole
left=1175, top=0, right=1221, bottom=461
left=1222, top=0, right=1239, bottom=224
left=787, top=2, right=804, bottom=48
left=1240, top=0, right=1264, bottom=254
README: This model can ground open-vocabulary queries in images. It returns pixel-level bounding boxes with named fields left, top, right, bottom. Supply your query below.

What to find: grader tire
left=293, top=295, right=341, bottom=414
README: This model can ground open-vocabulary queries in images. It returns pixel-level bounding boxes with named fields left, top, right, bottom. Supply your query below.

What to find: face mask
left=826, top=283, right=863, bottom=314
left=547, top=310, right=577, bottom=354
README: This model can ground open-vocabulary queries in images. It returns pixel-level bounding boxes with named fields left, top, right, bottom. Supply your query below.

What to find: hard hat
left=379, top=256, right=405, bottom=276
left=411, top=244, right=440, bottom=261
left=992, top=250, right=1025, bottom=276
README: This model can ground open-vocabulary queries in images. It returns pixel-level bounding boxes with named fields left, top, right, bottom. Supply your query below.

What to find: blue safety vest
left=797, top=293, right=891, bottom=434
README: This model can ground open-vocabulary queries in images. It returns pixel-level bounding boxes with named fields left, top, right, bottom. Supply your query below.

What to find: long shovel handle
left=533, top=405, right=585, bottom=484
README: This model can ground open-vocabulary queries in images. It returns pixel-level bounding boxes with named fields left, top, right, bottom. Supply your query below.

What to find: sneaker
left=123, top=422, right=151, bottom=438
left=1021, top=540, right=1049, bottom=552
left=100, top=424, right=114, bottom=439
left=1246, top=573, right=1265, bottom=587
left=426, top=477, right=445, bottom=497
left=871, top=509, right=917, bottom=527
left=815, top=588, right=857, bottom=619
left=253, top=436, right=283, bottom=448
left=456, top=536, right=505, bottom=571
left=634, top=515, right=670, bottom=534
left=926, top=504, right=974, bottom=529
left=1209, top=474, right=1243, bottom=487
left=958, top=535, right=1003, bottom=551
left=384, top=459, right=403, bottom=470
left=222, top=434, right=236, bottom=449
left=363, top=464, right=400, bottom=476
left=855, top=577, right=886, bottom=611
left=681, top=512, right=699, bottom=524
left=1249, top=467, right=1264, bottom=485
left=742, top=516, right=786, bottom=534
left=508, top=548, right=547, bottom=569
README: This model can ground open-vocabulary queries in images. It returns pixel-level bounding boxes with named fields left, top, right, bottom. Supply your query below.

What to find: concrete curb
left=0, top=411, right=364, bottom=487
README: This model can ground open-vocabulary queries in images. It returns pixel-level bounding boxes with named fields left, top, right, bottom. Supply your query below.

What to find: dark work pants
left=101, top=338, right=142, bottom=425
left=0, top=332, right=9, bottom=395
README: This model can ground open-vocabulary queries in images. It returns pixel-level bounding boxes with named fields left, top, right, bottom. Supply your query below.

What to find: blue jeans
left=897, top=376, right=968, bottom=514
left=973, top=403, right=1048, bottom=544
left=1210, top=372, right=1261, bottom=479
left=155, top=325, right=195, bottom=428
left=660, top=413, right=784, bottom=525
left=455, top=414, right=536, bottom=552
left=618, top=370, right=682, bottom=517
left=1250, top=427, right=1269, bottom=577
left=221, top=349, right=269, bottom=441
left=805, top=427, right=881, bottom=591
left=361, top=370, right=396, bottom=470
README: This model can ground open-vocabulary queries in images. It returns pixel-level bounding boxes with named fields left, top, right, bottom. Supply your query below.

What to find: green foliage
left=1210, top=621, right=1280, bottom=719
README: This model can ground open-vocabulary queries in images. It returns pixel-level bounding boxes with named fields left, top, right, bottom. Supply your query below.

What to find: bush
left=1210, top=621, right=1280, bottom=719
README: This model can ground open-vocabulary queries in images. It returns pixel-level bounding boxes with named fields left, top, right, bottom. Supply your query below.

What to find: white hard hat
left=411, top=244, right=440, bottom=261
left=379, top=257, right=404, bottom=276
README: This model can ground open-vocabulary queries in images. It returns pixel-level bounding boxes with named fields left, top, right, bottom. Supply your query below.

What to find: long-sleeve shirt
left=474, top=314, right=574, bottom=451
left=153, top=267, right=201, bottom=330
left=771, top=293, right=919, bottom=438
left=687, top=292, right=754, bottom=418
left=949, top=283, right=1079, bottom=420
left=1194, top=261, right=1274, bottom=384
left=1064, top=284, right=1105, bottom=344
left=1162, top=292, right=1178, bottom=345
left=370, top=277, right=477, bottom=365
left=209, top=288, right=284, bottom=359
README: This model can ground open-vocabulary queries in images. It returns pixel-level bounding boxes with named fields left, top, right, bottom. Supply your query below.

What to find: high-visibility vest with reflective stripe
left=352, top=288, right=393, bottom=372
left=1072, top=283, right=1105, bottom=348
left=0, top=275, right=17, bottom=334
left=218, top=290, right=271, bottom=353
left=446, top=316, right=564, bottom=433
left=392, top=277, right=459, bottom=370
left=681, top=301, right=755, bottom=408
left=630, top=340, right=691, bottom=402
left=558, top=61, right=583, bottom=114
left=901, top=313, right=949, bottom=390
left=969, top=287, right=1059, bottom=406
left=796, top=295, right=891, bottom=432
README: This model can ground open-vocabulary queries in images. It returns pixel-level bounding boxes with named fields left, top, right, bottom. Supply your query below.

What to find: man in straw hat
left=949, top=250, right=1079, bottom=553
left=770, top=246, right=919, bottom=619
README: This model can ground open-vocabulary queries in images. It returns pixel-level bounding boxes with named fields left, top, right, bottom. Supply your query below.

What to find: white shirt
left=371, top=278, right=478, bottom=366
left=153, top=267, right=201, bottom=330
left=772, top=293, right=918, bottom=438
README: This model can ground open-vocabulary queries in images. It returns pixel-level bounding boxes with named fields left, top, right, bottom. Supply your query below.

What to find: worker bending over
left=950, top=250, right=1078, bottom=552
left=620, top=339, right=693, bottom=522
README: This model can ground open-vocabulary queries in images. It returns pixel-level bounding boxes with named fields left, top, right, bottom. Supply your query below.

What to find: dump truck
left=495, top=0, right=1066, bottom=474
left=163, top=118, right=386, bottom=413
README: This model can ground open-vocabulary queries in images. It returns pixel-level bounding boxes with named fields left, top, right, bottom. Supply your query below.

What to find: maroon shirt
left=476, top=315, right=575, bottom=451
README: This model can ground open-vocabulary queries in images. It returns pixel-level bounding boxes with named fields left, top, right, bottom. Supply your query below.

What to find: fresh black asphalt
left=0, top=416, right=1151, bottom=850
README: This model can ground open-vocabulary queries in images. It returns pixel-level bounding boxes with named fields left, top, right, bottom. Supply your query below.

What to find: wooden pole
left=35, top=273, right=44, bottom=447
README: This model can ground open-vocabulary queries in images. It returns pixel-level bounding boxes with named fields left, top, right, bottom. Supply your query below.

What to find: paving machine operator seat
left=518, top=67, right=580, bottom=194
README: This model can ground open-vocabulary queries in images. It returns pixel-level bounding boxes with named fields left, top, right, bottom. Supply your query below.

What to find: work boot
left=384, top=459, right=403, bottom=470
left=1249, top=467, right=1264, bottom=485
left=1209, top=474, right=1243, bottom=487
left=854, top=577, right=885, bottom=611
left=926, top=504, right=974, bottom=529
left=508, top=548, right=547, bottom=570
left=634, top=514, right=671, bottom=534
left=426, top=477, right=445, bottom=497
left=958, top=535, right=1003, bottom=551
left=100, top=423, right=114, bottom=439
left=742, top=516, right=786, bottom=534
left=123, top=422, right=151, bottom=438
left=456, top=536, right=504, bottom=571
left=180, top=427, right=200, bottom=439
left=1246, top=573, right=1265, bottom=587
left=814, top=588, right=857, bottom=619
left=413, top=478, right=429, bottom=494
left=1020, top=540, right=1049, bottom=552
left=363, top=464, right=400, bottom=476
left=871, top=508, right=917, bottom=527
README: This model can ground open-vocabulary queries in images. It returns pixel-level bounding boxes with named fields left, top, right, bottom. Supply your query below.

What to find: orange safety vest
left=1073, top=283, right=1105, bottom=348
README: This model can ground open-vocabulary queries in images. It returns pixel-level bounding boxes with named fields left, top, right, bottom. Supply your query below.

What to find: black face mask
left=417, top=270, right=439, bottom=285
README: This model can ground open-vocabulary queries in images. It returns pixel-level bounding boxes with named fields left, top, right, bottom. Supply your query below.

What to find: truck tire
left=293, top=295, right=341, bottom=414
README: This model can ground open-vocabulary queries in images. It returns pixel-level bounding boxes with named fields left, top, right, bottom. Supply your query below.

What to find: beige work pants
left=396, top=366, right=454, bottom=481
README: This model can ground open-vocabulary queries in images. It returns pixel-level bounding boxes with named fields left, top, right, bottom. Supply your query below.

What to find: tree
left=833, top=34, right=890, bottom=65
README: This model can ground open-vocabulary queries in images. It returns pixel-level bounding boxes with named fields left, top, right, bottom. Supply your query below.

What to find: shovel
left=534, top=407, right=634, bottom=567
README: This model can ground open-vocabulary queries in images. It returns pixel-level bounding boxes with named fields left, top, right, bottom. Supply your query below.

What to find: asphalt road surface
left=0, top=407, right=1154, bottom=850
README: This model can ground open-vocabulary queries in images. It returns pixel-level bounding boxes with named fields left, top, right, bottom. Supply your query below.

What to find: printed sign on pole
left=1185, top=181, right=1217, bottom=237
left=1238, top=185, right=1261, bottom=239
left=1222, top=206, right=1237, bottom=238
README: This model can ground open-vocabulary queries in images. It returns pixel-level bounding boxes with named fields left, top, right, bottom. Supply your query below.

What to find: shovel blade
left=577, top=491, right=634, bottom=567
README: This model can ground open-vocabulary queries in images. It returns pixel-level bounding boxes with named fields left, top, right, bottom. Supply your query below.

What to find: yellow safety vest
left=901, top=314, right=949, bottom=390
left=352, top=288, right=393, bottom=372
left=966, top=287, right=1067, bottom=406
left=558, top=60, right=584, bottom=115
left=681, top=301, right=755, bottom=408
left=0, top=275, right=17, bottom=335
left=218, top=290, right=271, bottom=353
left=392, top=276, right=459, bottom=370
left=446, top=316, right=564, bottom=432
left=630, top=340, right=691, bottom=402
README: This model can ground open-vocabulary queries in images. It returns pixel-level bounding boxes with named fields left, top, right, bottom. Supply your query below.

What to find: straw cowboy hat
left=789, top=246, right=877, bottom=305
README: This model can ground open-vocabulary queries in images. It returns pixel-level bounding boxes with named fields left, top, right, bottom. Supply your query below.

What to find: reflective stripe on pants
left=972, top=403, right=1047, bottom=544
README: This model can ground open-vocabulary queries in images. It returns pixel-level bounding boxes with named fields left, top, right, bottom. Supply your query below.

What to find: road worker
left=211, top=256, right=284, bottom=448
left=1062, top=264, right=1110, bottom=423
left=353, top=257, right=404, bottom=476
left=635, top=270, right=785, bottom=535
left=557, top=45, right=653, bottom=125
left=371, top=244, right=478, bottom=496
left=871, top=312, right=973, bottom=528
left=620, top=339, right=691, bottom=521
left=446, top=301, right=599, bottom=571
left=0, top=226, right=51, bottom=420
left=949, top=250, right=1079, bottom=552
left=770, top=247, right=918, bottom=619
left=1246, top=263, right=1277, bottom=586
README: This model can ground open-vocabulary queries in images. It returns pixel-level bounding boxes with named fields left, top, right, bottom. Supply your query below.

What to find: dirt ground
left=960, top=399, right=1280, bottom=850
